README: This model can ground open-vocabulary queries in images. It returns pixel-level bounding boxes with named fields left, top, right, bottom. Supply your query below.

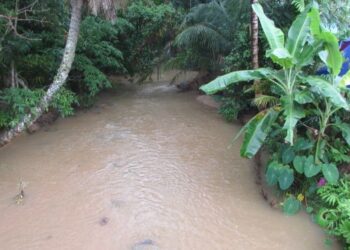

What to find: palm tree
left=0, top=0, right=116, bottom=147
left=171, top=0, right=249, bottom=72
left=251, top=0, right=259, bottom=69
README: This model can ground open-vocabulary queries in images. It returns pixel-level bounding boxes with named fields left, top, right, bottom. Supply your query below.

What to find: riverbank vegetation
left=1, top=0, right=350, bottom=248
left=0, top=0, right=180, bottom=132
left=201, top=1, right=350, bottom=247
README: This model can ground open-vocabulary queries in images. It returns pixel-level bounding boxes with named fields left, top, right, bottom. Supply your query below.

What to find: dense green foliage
left=166, top=0, right=298, bottom=119
left=0, top=0, right=179, bottom=128
left=311, top=176, right=350, bottom=246
left=168, top=0, right=250, bottom=72
left=201, top=3, right=350, bottom=247
left=307, top=175, right=350, bottom=246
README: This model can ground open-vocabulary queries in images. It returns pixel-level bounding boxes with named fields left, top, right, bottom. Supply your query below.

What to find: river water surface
left=0, top=78, right=337, bottom=250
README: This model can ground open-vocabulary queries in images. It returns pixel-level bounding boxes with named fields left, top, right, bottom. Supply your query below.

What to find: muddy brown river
left=0, top=77, right=337, bottom=250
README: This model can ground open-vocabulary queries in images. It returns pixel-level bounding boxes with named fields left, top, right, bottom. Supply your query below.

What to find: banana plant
left=200, top=3, right=349, bottom=160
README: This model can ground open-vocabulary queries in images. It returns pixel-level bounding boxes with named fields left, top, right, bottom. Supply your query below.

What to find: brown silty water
left=0, top=72, right=338, bottom=250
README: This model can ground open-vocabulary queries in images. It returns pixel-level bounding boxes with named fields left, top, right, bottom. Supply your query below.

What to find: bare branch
left=0, top=0, right=46, bottom=42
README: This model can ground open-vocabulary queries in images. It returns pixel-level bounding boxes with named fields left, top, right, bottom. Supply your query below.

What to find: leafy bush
left=119, top=0, right=180, bottom=76
left=0, top=87, right=78, bottom=129
left=0, top=0, right=180, bottom=125
left=219, top=83, right=253, bottom=122
left=0, top=88, right=43, bottom=128
left=51, top=88, right=78, bottom=117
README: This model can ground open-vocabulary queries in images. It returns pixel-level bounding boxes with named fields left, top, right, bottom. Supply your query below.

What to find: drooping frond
left=170, top=0, right=250, bottom=71
left=175, top=0, right=249, bottom=54
left=253, top=95, right=280, bottom=109
left=175, top=24, right=231, bottom=54
left=87, top=0, right=116, bottom=20
left=182, top=0, right=237, bottom=36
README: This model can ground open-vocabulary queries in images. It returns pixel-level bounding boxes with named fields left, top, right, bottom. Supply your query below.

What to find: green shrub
left=218, top=83, right=253, bottom=122
left=0, top=87, right=78, bottom=129
left=0, top=88, right=43, bottom=128
left=51, top=88, right=78, bottom=117
left=200, top=4, right=350, bottom=232
left=312, top=176, right=350, bottom=247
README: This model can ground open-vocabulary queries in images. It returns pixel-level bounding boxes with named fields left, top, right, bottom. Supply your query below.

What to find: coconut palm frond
left=171, top=0, right=250, bottom=71
left=175, top=23, right=231, bottom=54
left=164, top=52, right=188, bottom=71
left=253, top=95, right=280, bottom=109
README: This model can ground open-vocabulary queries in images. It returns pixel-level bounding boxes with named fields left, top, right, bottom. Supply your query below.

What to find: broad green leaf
left=286, top=11, right=310, bottom=59
left=282, top=146, right=295, bottom=164
left=303, top=76, right=350, bottom=110
left=281, top=97, right=305, bottom=144
left=308, top=8, right=321, bottom=36
left=252, top=3, right=285, bottom=51
left=293, top=155, right=305, bottom=174
left=304, top=156, right=321, bottom=177
left=315, top=138, right=326, bottom=164
left=297, top=41, right=322, bottom=66
left=339, top=69, right=350, bottom=89
left=321, top=163, right=339, bottom=184
left=269, top=48, right=294, bottom=68
left=283, top=196, right=301, bottom=215
left=294, top=90, right=314, bottom=104
left=293, top=138, right=314, bottom=151
left=240, top=109, right=279, bottom=158
left=200, top=68, right=272, bottom=95
left=335, top=122, right=350, bottom=146
left=266, top=161, right=281, bottom=186
left=278, top=168, right=294, bottom=190
left=309, top=7, right=343, bottom=76
left=318, top=32, right=343, bottom=76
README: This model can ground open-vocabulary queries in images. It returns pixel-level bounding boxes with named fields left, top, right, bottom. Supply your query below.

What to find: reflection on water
left=0, top=80, right=336, bottom=250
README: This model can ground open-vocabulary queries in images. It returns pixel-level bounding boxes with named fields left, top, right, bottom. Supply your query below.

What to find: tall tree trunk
left=251, top=0, right=259, bottom=69
left=0, top=0, right=83, bottom=147
left=10, top=60, right=17, bottom=88
left=251, top=0, right=260, bottom=97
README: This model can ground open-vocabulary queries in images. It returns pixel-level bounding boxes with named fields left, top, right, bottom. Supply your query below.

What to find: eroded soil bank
left=0, top=78, right=337, bottom=249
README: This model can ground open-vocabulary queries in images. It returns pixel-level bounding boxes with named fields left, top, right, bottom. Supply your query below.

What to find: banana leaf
left=302, top=76, right=350, bottom=110
left=240, top=109, right=279, bottom=158
left=252, top=3, right=285, bottom=51
left=286, top=11, right=310, bottom=60
left=200, top=68, right=272, bottom=95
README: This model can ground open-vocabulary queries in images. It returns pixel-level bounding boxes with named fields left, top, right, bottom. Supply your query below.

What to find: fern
left=318, top=188, right=340, bottom=207
left=339, top=221, right=350, bottom=243
left=292, top=0, right=305, bottom=12
left=317, top=177, right=350, bottom=247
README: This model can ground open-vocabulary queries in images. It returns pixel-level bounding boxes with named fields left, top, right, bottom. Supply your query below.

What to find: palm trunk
left=10, top=60, right=17, bottom=88
left=251, top=0, right=259, bottom=69
left=0, top=0, right=83, bottom=147
left=251, top=0, right=260, bottom=97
